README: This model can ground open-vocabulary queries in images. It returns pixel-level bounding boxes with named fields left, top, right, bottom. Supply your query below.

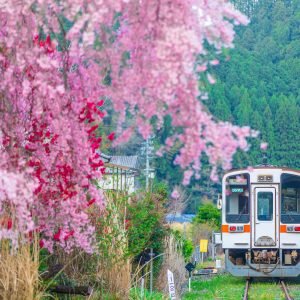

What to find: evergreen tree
left=155, top=0, right=300, bottom=213
left=274, top=98, right=300, bottom=167
left=235, top=90, right=252, bottom=126
left=208, top=0, right=300, bottom=171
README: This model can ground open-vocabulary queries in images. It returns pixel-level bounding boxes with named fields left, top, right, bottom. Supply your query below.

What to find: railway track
left=243, top=278, right=251, bottom=300
left=279, top=280, right=294, bottom=300
left=242, top=278, right=294, bottom=300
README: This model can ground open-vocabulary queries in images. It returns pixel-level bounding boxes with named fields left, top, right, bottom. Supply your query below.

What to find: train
left=221, top=166, right=300, bottom=277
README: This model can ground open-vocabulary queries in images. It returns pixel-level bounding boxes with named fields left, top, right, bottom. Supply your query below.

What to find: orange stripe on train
left=221, top=225, right=228, bottom=233
left=222, top=224, right=251, bottom=233
left=280, top=225, right=287, bottom=233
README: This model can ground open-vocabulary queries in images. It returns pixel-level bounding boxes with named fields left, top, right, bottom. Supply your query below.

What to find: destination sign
left=231, top=188, right=244, bottom=193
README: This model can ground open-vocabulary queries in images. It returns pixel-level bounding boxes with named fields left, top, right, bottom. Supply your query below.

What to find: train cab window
left=225, top=174, right=250, bottom=223
left=281, top=173, right=300, bottom=224
left=257, top=192, right=273, bottom=221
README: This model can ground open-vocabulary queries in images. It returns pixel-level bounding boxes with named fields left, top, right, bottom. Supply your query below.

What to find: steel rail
left=279, top=280, right=294, bottom=300
left=243, top=278, right=251, bottom=300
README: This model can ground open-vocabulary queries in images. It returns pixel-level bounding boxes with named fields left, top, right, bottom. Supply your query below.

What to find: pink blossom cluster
left=0, top=171, right=36, bottom=247
left=0, top=0, right=253, bottom=251
left=110, top=0, right=256, bottom=183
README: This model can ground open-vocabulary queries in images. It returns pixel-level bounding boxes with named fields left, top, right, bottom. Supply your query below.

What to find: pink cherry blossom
left=260, top=142, right=268, bottom=150
left=210, top=59, right=220, bottom=66
left=197, top=65, right=207, bottom=72
left=0, top=0, right=252, bottom=252
left=171, top=189, right=180, bottom=199
left=207, top=73, right=216, bottom=84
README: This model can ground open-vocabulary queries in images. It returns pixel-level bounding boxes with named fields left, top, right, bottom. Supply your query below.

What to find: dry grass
left=0, top=236, right=43, bottom=300
left=96, top=257, right=131, bottom=299
left=169, top=222, right=192, bottom=235
left=45, top=192, right=132, bottom=299
left=95, top=192, right=131, bottom=299
left=155, top=235, right=187, bottom=297
left=190, top=222, right=214, bottom=246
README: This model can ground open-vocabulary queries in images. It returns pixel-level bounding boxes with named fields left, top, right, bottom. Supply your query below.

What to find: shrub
left=127, top=183, right=168, bottom=257
left=182, top=238, right=194, bottom=261
left=193, top=202, right=221, bottom=229
left=172, top=230, right=194, bottom=262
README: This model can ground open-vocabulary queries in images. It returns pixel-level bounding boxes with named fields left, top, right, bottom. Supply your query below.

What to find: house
left=98, top=153, right=140, bottom=194
left=165, top=214, right=196, bottom=224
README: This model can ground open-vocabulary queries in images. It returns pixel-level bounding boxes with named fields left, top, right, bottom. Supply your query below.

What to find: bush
left=172, top=230, right=194, bottom=262
left=182, top=238, right=194, bottom=261
left=193, top=202, right=221, bottom=229
left=127, top=183, right=168, bottom=257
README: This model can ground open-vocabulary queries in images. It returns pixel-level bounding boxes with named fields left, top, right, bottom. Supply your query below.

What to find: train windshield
left=281, top=173, right=300, bottom=224
left=225, top=173, right=250, bottom=223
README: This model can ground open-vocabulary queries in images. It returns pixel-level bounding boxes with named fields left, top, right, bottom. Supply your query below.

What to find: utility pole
left=145, top=137, right=150, bottom=190
left=142, top=136, right=154, bottom=190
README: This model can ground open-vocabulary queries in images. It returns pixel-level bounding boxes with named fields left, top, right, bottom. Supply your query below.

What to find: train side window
left=257, top=192, right=273, bottom=221
left=281, top=173, right=300, bottom=224
left=225, top=173, right=250, bottom=223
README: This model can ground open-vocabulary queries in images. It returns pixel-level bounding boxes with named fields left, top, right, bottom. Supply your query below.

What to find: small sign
left=200, top=239, right=208, bottom=253
left=213, top=232, right=222, bottom=245
left=185, top=262, right=196, bottom=273
left=167, top=270, right=176, bottom=300
left=231, top=188, right=244, bottom=193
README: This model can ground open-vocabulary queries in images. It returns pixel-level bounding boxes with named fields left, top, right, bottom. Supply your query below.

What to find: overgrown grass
left=248, top=279, right=284, bottom=300
left=48, top=288, right=166, bottom=300
left=183, top=274, right=245, bottom=300
left=195, top=256, right=224, bottom=270
left=280, top=278, right=300, bottom=300
left=182, top=274, right=300, bottom=300
left=129, top=288, right=167, bottom=299
left=243, top=278, right=300, bottom=300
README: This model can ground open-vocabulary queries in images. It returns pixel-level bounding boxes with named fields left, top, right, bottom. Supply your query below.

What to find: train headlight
left=229, top=226, right=236, bottom=232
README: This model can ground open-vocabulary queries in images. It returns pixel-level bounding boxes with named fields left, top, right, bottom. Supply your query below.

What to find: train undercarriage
left=225, top=249, right=300, bottom=277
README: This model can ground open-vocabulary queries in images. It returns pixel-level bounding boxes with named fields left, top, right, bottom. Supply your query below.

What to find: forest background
left=113, top=0, right=300, bottom=212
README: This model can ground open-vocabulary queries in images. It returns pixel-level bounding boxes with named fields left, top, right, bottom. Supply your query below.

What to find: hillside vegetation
left=210, top=0, right=300, bottom=168
left=156, top=0, right=300, bottom=212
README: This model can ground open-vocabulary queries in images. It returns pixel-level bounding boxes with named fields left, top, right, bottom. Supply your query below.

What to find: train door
left=252, top=186, right=279, bottom=248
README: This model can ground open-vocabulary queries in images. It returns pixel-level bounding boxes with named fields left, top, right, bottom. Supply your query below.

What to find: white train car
left=222, top=167, right=300, bottom=277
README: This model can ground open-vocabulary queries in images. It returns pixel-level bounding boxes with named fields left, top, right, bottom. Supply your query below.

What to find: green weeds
left=183, top=275, right=245, bottom=300
left=182, top=274, right=300, bottom=300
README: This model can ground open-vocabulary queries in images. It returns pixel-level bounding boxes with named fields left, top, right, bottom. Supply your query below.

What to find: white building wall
left=98, top=170, right=136, bottom=194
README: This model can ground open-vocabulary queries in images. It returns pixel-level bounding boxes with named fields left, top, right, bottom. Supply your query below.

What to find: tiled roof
left=98, top=152, right=140, bottom=171
left=109, top=155, right=140, bottom=170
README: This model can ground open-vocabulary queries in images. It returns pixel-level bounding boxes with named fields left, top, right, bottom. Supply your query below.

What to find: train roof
left=224, top=166, right=300, bottom=176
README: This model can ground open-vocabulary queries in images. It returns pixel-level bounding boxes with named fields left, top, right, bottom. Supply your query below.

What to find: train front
left=222, top=167, right=300, bottom=277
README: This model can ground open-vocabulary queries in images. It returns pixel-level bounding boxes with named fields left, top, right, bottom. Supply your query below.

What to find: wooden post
left=141, top=277, right=145, bottom=298
left=49, top=285, right=93, bottom=296
left=150, top=248, right=154, bottom=293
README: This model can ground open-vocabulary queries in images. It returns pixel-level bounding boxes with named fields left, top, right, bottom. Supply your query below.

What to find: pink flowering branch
left=0, top=0, right=254, bottom=252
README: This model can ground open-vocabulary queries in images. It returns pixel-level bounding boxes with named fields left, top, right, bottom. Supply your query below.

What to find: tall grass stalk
left=95, top=192, right=131, bottom=299
left=0, top=236, right=43, bottom=300
left=155, top=235, right=187, bottom=297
